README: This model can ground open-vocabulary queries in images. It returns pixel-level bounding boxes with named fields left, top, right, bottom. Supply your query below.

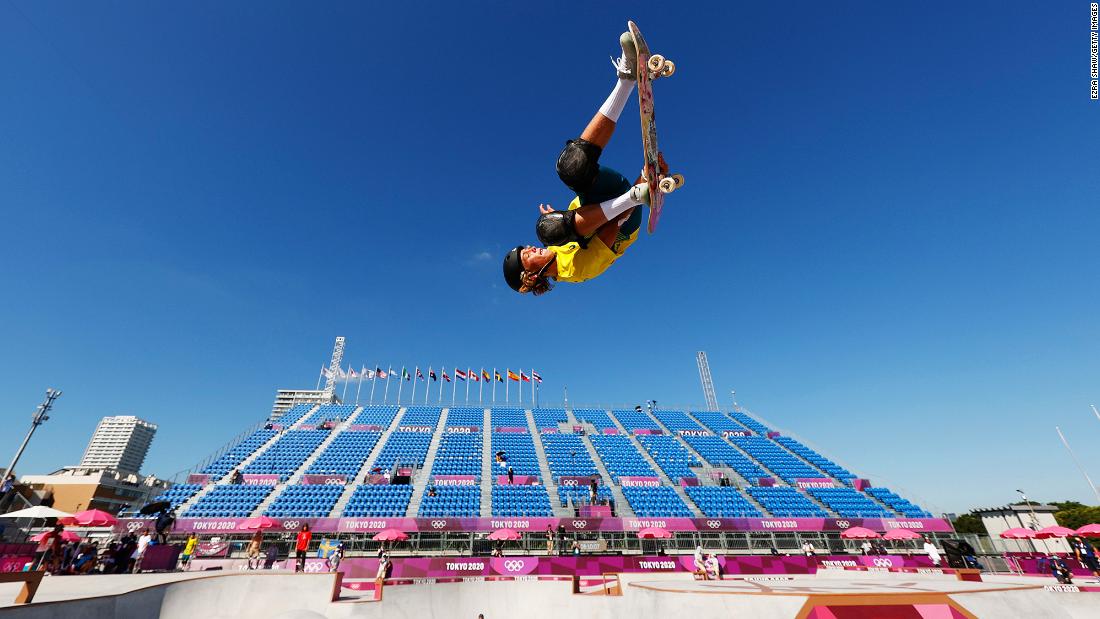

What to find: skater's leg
left=580, top=78, right=635, bottom=148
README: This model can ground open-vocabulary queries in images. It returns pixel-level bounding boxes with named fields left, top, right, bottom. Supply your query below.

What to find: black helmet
left=502, top=246, right=524, bottom=292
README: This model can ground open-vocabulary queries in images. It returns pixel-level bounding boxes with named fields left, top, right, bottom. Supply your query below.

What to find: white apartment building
left=271, top=389, right=337, bottom=419
left=78, top=415, right=157, bottom=474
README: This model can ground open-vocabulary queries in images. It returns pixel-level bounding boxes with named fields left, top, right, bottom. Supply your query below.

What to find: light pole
left=5, top=389, right=62, bottom=480
left=1091, top=404, right=1100, bottom=424
left=1015, top=489, right=1046, bottom=553
left=730, top=390, right=737, bottom=410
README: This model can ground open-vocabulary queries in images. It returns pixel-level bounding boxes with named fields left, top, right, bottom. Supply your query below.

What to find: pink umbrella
left=1000, top=527, right=1037, bottom=539
left=372, top=529, right=408, bottom=542
left=60, top=509, right=117, bottom=527
left=883, top=529, right=922, bottom=541
left=1075, top=524, right=1100, bottom=537
left=840, top=527, right=881, bottom=539
left=1036, top=525, right=1076, bottom=539
left=30, top=530, right=81, bottom=543
left=487, top=529, right=522, bottom=541
left=637, top=527, right=673, bottom=539
left=241, top=516, right=279, bottom=530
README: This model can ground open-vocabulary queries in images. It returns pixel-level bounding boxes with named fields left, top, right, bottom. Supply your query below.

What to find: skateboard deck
left=628, top=21, right=681, bottom=234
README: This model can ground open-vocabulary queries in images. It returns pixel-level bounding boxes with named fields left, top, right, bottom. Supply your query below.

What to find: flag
left=520, top=372, right=530, bottom=382
left=376, top=367, right=386, bottom=379
left=442, top=370, right=452, bottom=382
left=482, top=369, right=491, bottom=382
left=417, top=368, right=425, bottom=380
left=403, top=368, right=411, bottom=381
left=430, top=369, right=437, bottom=381
left=495, top=371, right=504, bottom=382
left=348, top=368, right=359, bottom=379
left=507, top=370, right=520, bottom=381
left=455, top=369, right=467, bottom=381
left=364, top=369, right=375, bottom=379
left=322, top=368, right=333, bottom=379
left=337, top=367, right=348, bottom=380
left=532, top=370, right=543, bottom=383
left=470, top=369, right=479, bottom=382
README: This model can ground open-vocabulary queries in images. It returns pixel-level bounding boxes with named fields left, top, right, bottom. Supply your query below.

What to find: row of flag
left=322, top=365, right=543, bottom=384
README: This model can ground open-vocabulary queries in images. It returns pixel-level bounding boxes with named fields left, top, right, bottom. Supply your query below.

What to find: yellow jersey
left=550, top=198, right=639, bottom=283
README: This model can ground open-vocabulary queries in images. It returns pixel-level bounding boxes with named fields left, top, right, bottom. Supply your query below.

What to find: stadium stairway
left=769, top=436, right=841, bottom=483
left=174, top=418, right=294, bottom=515
left=681, top=411, right=760, bottom=489
left=329, top=408, right=405, bottom=516
left=405, top=406, right=449, bottom=518
left=645, top=411, right=715, bottom=483
left=479, top=407, right=493, bottom=517
left=526, top=409, right=570, bottom=517
left=624, top=410, right=699, bottom=512
left=567, top=408, right=634, bottom=517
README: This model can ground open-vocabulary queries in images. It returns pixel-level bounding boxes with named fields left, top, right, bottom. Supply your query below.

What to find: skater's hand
left=539, top=203, right=555, bottom=215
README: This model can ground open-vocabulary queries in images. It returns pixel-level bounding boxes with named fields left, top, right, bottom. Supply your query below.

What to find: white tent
left=0, top=506, right=73, bottom=519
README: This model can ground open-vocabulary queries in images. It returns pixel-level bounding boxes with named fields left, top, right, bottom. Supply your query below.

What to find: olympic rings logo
left=127, top=522, right=144, bottom=532
left=283, top=521, right=301, bottom=530
left=571, top=520, right=587, bottom=529
left=836, top=520, right=850, bottom=529
left=503, top=560, right=525, bottom=572
left=872, top=558, right=894, bottom=568
left=431, top=520, right=448, bottom=529
left=706, top=520, right=722, bottom=529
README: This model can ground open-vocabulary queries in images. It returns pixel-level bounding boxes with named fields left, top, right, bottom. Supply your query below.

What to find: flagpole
left=479, top=369, right=484, bottom=404
left=355, top=366, right=365, bottom=406
left=426, top=366, right=432, bottom=405
left=369, top=364, right=379, bottom=405
left=492, top=368, right=497, bottom=404
left=451, top=368, right=457, bottom=405
left=506, top=369, right=510, bottom=404
left=341, top=364, right=351, bottom=402
left=1056, top=426, right=1100, bottom=502
left=466, top=369, right=471, bottom=404
left=397, top=366, right=405, bottom=405
left=316, top=365, right=324, bottom=390
left=383, top=368, right=392, bottom=404
left=438, top=363, right=444, bottom=404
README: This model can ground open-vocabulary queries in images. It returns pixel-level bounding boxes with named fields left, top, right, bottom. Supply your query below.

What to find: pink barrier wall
left=348, top=425, right=383, bottom=431
left=445, top=426, right=481, bottom=433
left=558, top=476, right=599, bottom=486
left=301, top=474, right=347, bottom=485
left=676, top=430, right=713, bottom=437
left=241, top=474, right=279, bottom=485
left=721, top=430, right=752, bottom=437
left=497, top=475, right=538, bottom=485
left=495, top=426, right=529, bottom=433
left=433, top=475, right=477, bottom=486
left=128, top=516, right=953, bottom=535
left=186, top=474, right=212, bottom=484
left=620, top=477, right=662, bottom=487
left=795, top=478, right=836, bottom=489
left=632, top=429, right=663, bottom=435
left=0, top=556, right=33, bottom=572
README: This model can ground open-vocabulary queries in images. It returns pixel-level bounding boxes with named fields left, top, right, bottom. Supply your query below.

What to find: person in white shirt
left=693, top=545, right=706, bottom=578
left=801, top=541, right=816, bottom=556
left=132, top=529, right=153, bottom=573
left=922, top=537, right=941, bottom=567
left=861, top=541, right=872, bottom=556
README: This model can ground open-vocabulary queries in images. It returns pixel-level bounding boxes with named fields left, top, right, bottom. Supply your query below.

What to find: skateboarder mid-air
left=502, top=30, right=671, bottom=296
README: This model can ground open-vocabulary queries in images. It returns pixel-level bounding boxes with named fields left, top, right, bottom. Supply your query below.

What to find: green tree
left=1054, top=506, right=1100, bottom=530
left=951, top=513, right=985, bottom=535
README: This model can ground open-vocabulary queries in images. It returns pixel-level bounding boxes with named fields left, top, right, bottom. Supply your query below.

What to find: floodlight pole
left=1091, top=404, right=1100, bottom=424
left=5, top=389, right=62, bottom=480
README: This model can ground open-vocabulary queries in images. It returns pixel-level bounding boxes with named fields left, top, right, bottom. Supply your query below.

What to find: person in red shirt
left=294, top=524, right=311, bottom=572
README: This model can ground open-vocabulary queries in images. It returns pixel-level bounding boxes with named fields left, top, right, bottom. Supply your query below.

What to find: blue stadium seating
left=728, top=412, right=770, bottom=435
left=201, top=428, right=278, bottom=479
left=265, top=484, right=344, bottom=518
left=685, top=486, right=762, bottom=517
left=491, top=433, right=541, bottom=478
left=690, top=411, right=750, bottom=435
left=306, top=431, right=382, bottom=478
left=139, top=483, right=201, bottom=515
left=806, top=487, right=892, bottom=518
left=682, top=435, right=768, bottom=482
left=621, top=486, right=693, bottom=517
left=445, top=407, right=485, bottom=427
left=343, top=484, right=414, bottom=517
left=541, top=433, right=600, bottom=480
left=730, top=436, right=822, bottom=484
left=746, top=486, right=829, bottom=517
left=276, top=404, right=314, bottom=426
left=532, top=408, right=568, bottom=430
left=572, top=408, right=616, bottom=430
left=635, top=435, right=700, bottom=482
left=490, top=408, right=528, bottom=429
left=866, top=488, right=932, bottom=518
left=775, top=436, right=856, bottom=484
left=431, top=432, right=483, bottom=476
left=373, top=431, right=433, bottom=471
left=350, top=405, right=400, bottom=427
left=184, top=485, right=274, bottom=518
left=588, top=435, right=656, bottom=482
left=399, top=406, right=443, bottom=427
left=557, top=485, right=613, bottom=508
left=611, top=410, right=661, bottom=431
left=242, top=429, right=330, bottom=481
left=651, top=410, right=703, bottom=432
left=302, top=404, right=356, bottom=426
left=418, top=485, right=480, bottom=517
left=492, top=485, right=553, bottom=517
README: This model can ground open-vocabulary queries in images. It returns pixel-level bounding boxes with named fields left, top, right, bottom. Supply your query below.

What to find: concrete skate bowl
left=0, top=572, right=341, bottom=619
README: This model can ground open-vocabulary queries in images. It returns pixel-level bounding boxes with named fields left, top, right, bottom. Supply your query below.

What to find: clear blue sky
left=2, top=1, right=1097, bottom=515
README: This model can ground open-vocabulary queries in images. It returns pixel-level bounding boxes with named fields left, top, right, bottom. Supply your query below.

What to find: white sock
left=599, top=186, right=644, bottom=221
left=598, top=78, right=635, bottom=122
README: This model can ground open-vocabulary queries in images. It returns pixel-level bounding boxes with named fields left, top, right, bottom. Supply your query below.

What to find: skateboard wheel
left=659, top=177, right=678, bottom=194
left=647, top=54, right=666, bottom=74
left=661, top=61, right=676, bottom=77
left=671, top=174, right=685, bottom=188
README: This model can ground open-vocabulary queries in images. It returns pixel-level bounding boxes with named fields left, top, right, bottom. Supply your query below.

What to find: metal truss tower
left=696, top=351, right=719, bottom=411
left=322, top=336, right=346, bottom=402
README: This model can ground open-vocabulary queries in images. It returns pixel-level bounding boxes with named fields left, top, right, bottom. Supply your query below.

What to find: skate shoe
left=611, top=31, right=638, bottom=80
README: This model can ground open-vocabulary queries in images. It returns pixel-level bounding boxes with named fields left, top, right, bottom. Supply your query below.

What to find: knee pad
left=556, top=138, right=602, bottom=193
left=536, top=210, right=585, bottom=248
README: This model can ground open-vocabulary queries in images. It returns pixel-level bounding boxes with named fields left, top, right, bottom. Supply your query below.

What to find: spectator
left=154, top=509, right=176, bottom=544
left=133, top=528, right=153, bottom=573
left=180, top=533, right=198, bottom=571
left=922, top=537, right=941, bottom=567
left=375, top=553, right=391, bottom=599
left=427, top=486, right=437, bottom=498
left=571, top=540, right=580, bottom=556
left=546, top=526, right=555, bottom=555
left=1049, top=554, right=1073, bottom=584
left=589, top=478, right=598, bottom=504
left=328, top=541, right=344, bottom=572
left=295, top=525, right=312, bottom=572
left=72, top=542, right=98, bottom=574
left=231, top=469, right=242, bottom=485
left=801, top=541, right=815, bottom=556
left=246, top=531, right=264, bottom=570
left=693, top=545, right=706, bottom=578
left=704, top=553, right=721, bottom=580
left=0, top=473, right=14, bottom=507
left=508, top=467, right=515, bottom=485
left=1071, top=536, right=1100, bottom=581
left=769, top=546, right=781, bottom=556
left=860, top=541, right=871, bottom=556
left=32, top=526, right=56, bottom=571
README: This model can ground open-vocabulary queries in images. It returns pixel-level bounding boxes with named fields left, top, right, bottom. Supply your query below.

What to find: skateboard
left=628, top=20, right=683, bottom=234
